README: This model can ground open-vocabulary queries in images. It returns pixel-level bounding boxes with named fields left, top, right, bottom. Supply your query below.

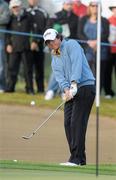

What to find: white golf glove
left=62, top=82, right=78, bottom=102
left=69, top=82, right=78, bottom=97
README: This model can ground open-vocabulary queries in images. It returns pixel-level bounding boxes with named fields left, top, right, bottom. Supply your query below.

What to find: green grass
left=0, top=89, right=116, bottom=118
left=0, top=161, right=116, bottom=176
left=1, top=169, right=116, bottom=180
left=0, top=92, right=62, bottom=108
left=0, top=161, right=116, bottom=180
left=98, top=98, right=116, bottom=118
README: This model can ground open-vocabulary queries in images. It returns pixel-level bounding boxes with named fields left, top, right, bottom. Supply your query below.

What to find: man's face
left=89, top=3, right=98, bottom=15
left=112, top=7, right=116, bottom=16
left=63, top=3, right=73, bottom=12
left=11, top=6, right=21, bottom=16
left=28, top=0, right=38, bottom=7
left=46, top=38, right=61, bottom=50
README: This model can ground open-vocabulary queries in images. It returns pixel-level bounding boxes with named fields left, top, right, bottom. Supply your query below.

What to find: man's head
left=63, top=0, right=73, bottom=12
left=87, top=0, right=99, bottom=16
left=43, top=28, right=61, bottom=50
left=28, top=0, right=38, bottom=7
left=9, top=0, right=22, bottom=15
left=111, top=7, right=116, bottom=16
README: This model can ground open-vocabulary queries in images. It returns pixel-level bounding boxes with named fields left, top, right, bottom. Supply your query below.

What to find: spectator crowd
left=0, top=0, right=116, bottom=99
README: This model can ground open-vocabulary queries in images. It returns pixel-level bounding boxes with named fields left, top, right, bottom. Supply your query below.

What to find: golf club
left=22, top=101, right=64, bottom=140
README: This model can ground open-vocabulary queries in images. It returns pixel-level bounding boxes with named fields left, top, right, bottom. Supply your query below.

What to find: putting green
left=0, top=169, right=116, bottom=180
left=0, top=161, right=116, bottom=180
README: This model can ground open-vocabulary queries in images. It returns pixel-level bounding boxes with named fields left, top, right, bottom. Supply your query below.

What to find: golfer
left=43, top=28, right=95, bottom=166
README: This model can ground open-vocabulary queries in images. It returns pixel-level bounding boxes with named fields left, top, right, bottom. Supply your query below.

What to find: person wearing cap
left=26, top=0, right=48, bottom=94
left=5, top=0, right=33, bottom=93
left=44, top=25, right=63, bottom=101
left=45, top=0, right=79, bottom=100
left=105, top=2, right=116, bottom=99
left=72, top=0, right=87, bottom=18
left=43, top=28, right=95, bottom=166
left=0, top=0, right=10, bottom=93
left=78, top=0, right=109, bottom=93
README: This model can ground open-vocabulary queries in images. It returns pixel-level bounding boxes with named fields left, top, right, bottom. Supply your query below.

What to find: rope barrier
left=0, top=29, right=116, bottom=47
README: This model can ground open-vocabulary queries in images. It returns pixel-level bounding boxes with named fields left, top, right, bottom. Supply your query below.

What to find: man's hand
left=63, top=82, right=77, bottom=102
left=6, top=45, right=13, bottom=53
left=31, top=42, right=39, bottom=51
left=62, top=88, right=73, bottom=102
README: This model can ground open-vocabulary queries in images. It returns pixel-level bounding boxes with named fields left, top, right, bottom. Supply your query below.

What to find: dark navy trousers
left=64, top=85, right=95, bottom=165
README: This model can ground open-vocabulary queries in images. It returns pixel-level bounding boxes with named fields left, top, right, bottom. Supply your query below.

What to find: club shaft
left=22, top=101, right=64, bottom=139
left=33, top=101, right=64, bottom=134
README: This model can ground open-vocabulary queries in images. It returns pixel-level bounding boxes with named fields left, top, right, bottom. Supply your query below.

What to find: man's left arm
left=67, top=40, right=83, bottom=84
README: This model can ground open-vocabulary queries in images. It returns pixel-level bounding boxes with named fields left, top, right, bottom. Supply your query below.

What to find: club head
left=22, top=132, right=35, bottom=140
left=22, top=135, right=31, bottom=140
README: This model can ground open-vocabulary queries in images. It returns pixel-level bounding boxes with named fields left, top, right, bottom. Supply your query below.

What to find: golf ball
left=13, top=160, right=17, bottom=162
left=30, top=101, right=35, bottom=106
